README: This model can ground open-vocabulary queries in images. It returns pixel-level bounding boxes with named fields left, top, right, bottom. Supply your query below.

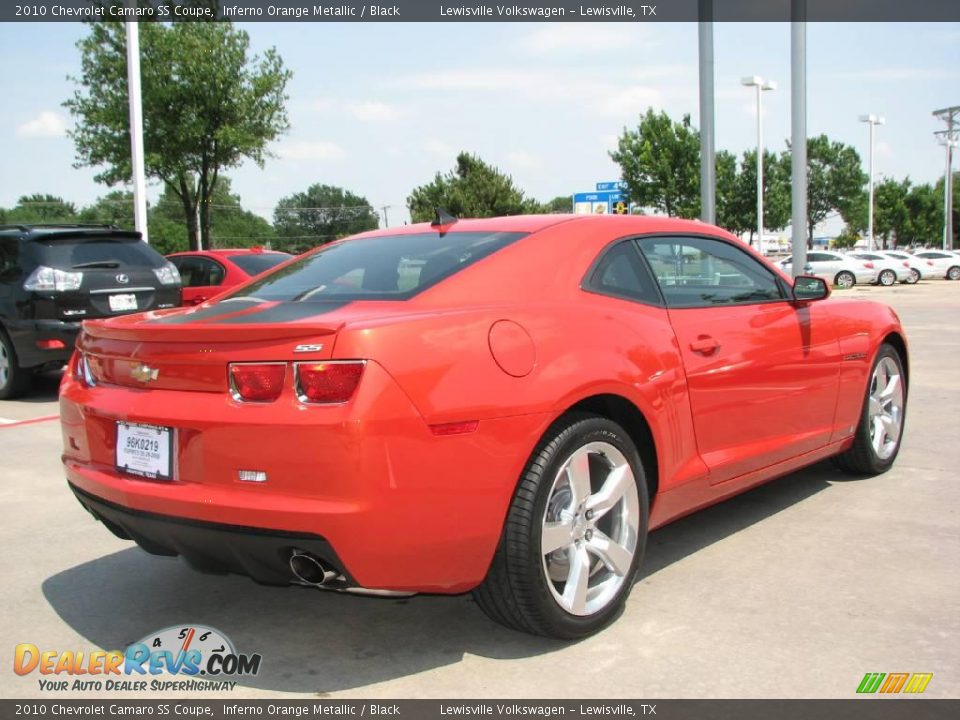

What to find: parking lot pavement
left=1, top=281, right=958, bottom=700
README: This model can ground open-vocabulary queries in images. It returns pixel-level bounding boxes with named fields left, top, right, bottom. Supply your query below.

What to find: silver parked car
left=878, top=251, right=923, bottom=284
left=848, top=252, right=912, bottom=286
left=780, top=251, right=879, bottom=288
left=911, top=250, right=960, bottom=280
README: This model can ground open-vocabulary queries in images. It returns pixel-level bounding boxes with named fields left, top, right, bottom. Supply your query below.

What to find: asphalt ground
left=1, top=280, right=958, bottom=700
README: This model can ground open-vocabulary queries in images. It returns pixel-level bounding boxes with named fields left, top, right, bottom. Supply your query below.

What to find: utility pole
left=790, top=1, right=808, bottom=275
left=933, top=105, right=959, bottom=250
left=380, top=205, right=391, bottom=229
left=698, top=0, right=716, bottom=225
left=125, top=20, right=148, bottom=243
left=743, top=76, right=777, bottom=248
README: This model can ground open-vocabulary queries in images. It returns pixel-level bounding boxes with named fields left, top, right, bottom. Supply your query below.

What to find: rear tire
left=474, top=414, right=649, bottom=639
left=877, top=269, right=896, bottom=286
left=833, top=344, right=906, bottom=475
left=835, top=271, right=856, bottom=289
left=947, top=266, right=960, bottom=281
left=0, top=331, right=31, bottom=400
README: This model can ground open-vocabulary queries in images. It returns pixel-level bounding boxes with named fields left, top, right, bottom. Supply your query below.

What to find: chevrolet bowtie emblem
left=130, top=363, right=159, bottom=383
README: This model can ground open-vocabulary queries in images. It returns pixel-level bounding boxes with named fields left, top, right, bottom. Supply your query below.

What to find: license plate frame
left=115, top=421, right=174, bottom=481
left=108, top=293, right=137, bottom=312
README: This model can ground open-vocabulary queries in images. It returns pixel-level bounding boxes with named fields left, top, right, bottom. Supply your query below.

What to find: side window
left=206, top=259, right=225, bottom=286
left=170, top=256, right=206, bottom=288
left=0, top=239, right=20, bottom=281
left=638, top=236, right=785, bottom=308
left=583, top=240, right=660, bottom=305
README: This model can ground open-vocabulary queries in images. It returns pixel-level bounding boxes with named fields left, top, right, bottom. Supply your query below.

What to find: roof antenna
left=431, top=207, right=458, bottom=233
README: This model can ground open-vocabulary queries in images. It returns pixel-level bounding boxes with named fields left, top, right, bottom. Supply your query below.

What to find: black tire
left=474, top=414, right=649, bottom=639
left=903, top=268, right=920, bottom=285
left=877, top=269, right=896, bottom=287
left=835, top=271, right=856, bottom=289
left=833, top=344, right=907, bottom=475
left=0, top=330, right=32, bottom=400
left=947, top=266, right=960, bottom=281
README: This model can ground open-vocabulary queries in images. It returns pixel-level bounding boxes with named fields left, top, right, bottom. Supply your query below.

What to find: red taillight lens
left=295, top=361, right=365, bottom=404
left=36, top=339, right=66, bottom=350
left=863, top=262, right=875, bottom=269
left=229, top=363, right=286, bottom=402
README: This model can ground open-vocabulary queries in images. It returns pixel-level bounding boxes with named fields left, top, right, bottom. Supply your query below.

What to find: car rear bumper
left=60, top=361, right=551, bottom=594
left=5, top=318, right=80, bottom=369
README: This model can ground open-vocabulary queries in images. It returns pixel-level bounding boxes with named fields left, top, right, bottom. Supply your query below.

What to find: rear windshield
left=33, top=236, right=165, bottom=270
left=228, top=231, right=526, bottom=302
left=230, top=252, right=292, bottom=276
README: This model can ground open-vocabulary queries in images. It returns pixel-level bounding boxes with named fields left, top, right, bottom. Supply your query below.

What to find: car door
left=170, top=256, right=226, bottom=306
left=637, top=235, right=842, bottom=484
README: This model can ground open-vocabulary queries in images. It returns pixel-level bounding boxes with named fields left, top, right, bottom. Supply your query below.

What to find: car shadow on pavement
left=42, top=460, right=841, bottom=694
left=22, top=370, right=62, bottom=403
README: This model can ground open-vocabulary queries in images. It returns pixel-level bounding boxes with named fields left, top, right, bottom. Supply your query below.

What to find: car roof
left=167, top=248, right=290, bottom=257
left=0, top=224, right=140, bottom=241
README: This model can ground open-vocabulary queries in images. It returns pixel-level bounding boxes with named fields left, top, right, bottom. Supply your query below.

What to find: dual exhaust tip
left=289, top=550, right=339, bottom=586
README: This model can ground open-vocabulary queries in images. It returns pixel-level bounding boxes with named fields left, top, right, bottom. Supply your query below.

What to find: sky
left=1, top=20, right=958, bottom=233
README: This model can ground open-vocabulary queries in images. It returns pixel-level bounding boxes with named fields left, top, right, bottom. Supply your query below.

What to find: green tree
left=723, top=149, right=791, bottom=244
left=78, top=191, right=135, bottom=228
left=65, top=21, right=291, bottom=251
left=407, top=152, right=538, bottom=222
left=610, top=109, right=700, bottom=218
left=148, top=177, right=274, bottom=255
left=901, top=182, right=944, bottom=247
left=803, top=135, right=868, bottom=248
left=715, top=150, right=744, bottom=235
left=5, top=194, right=78, bottom=223
left=538, top=195, right=573, bottom=213
left=273, top=184, right=379, bottom=254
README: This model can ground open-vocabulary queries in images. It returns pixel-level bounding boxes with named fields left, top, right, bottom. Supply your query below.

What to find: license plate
left=116, top=422, right=173, bottom=480
left=109, top=294, right=137, bottom=312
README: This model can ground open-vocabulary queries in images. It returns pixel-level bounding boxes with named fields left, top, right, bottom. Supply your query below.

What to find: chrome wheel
left=541, top=441, right=639, bottom=617
left=836, top=272, right=855, bottom=289
left=948, top=266, right=960, bottom=281
left=0, top=341, right=9, bottom=388
left=868, top=356, right=904, bottom=460
left=905, top=269, right=920, bottom=285
left=878, top=270, right=896, bottom=286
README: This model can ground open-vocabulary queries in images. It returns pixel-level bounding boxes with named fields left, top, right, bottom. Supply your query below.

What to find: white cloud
left=517, top=23, right=647, bottom=55
left=506, top=151, right=541, bottom=171
left=311, top=98, right=405, bottom=123
left=599, top=86, right=665, bottom=118
left=16, top=111, right=67, bottom=138
left=875, top=140, right=893, bottom=159
left=277, top=141, right=346, bottom=162
left=829, top=67, right=960, bottom=82
left=423, top=139, right=456, bottom=159
left=411, top=69, right=539, bottom=92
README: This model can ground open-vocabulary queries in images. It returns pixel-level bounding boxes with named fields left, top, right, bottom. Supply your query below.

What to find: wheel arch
left=560, top=393, right=660, bottom=506
left=882, top=331, right=909, bottom=388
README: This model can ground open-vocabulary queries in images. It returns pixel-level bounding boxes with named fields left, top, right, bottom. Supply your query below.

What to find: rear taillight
left=229, top=363, right=286, bottom=402
left=863, top=262, right=875, bottom=269
left=72, top=353, right=96, bottom=388
left=36, top=339, right=66, bottom=350
left=295, top=361, right=365, bottom=404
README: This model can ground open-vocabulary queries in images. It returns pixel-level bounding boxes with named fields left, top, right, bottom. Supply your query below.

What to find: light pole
left=859, top=115, right=884, bottom=251
left=936, top=135, right=958, bottom=250
left=742, top=76, right=777, bottom=248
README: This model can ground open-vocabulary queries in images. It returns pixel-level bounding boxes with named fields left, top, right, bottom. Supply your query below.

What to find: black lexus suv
left=0, top=224, right=181, bottom=398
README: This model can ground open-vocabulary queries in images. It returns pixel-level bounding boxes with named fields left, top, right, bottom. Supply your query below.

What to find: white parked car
left=911, top=250, right=960, bottom=280
left=878, top=250, right=924, bottom=284
left=848, top=252, right=912, bottom=286
left=780, top=251, right=879, bottom=288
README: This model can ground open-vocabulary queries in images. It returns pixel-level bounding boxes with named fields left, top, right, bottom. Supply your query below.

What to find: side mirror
left=793, top=275, right=830, bottom=302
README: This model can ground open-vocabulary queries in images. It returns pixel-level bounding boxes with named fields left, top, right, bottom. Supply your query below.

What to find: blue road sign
left=596, top=181, right=627, bottom=192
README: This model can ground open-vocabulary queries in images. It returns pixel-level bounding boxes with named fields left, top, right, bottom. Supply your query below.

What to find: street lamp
left=859, top=114, right=885, bottom=251
left=936, top=132, right=958, bottom=250
left=742, top=76, right=777, bottom=248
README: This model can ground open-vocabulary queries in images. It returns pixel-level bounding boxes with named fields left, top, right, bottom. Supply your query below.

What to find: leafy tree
left=407, top=152, right=539, bottom=222
left=715, top=150, right=745, bottom=236
left=65, top=21, right=291, bottom=251
left=539, top=195, right=573, bottom=213
left=4, top=194, right=78, bottom=223
left=610, top=109, right=700, bottom=218
left=901, top=182, right=944, bottom=247
left=802, top=135, right=868, bottom=248
left=148, top=178, right=275, bottom=255
left=720, top=149, right=791, bottom=244
left=273, top=184, right=379, bottom=254
left=832, top=227, right=860, bottom=249
left=78, top=190, right=135, bottom=228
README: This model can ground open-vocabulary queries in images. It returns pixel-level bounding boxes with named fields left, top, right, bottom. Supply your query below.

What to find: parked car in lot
left=167, top=248, right=293, bottom=306
left=0, top=224, right=180, bottom=399
left=61, top=214, right=908, bottom=638
left=911, top=250, right=960, bottom=280
left=779, top=250, right=878, bottom=288
left=847, top=252, right=912, bottom=286
left=878, top=250, right=924, bottom=284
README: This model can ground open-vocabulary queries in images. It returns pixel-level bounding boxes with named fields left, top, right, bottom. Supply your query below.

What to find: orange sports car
left=60, top=214, right=908, bottom=638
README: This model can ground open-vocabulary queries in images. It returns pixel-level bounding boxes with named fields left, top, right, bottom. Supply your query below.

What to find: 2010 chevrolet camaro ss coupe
left=60, top=214, right=908, bottom=638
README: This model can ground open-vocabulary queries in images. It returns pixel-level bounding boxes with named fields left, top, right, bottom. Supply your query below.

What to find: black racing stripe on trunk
left=149, top=299, right=266, bottom=324
left=214, top=301, right=351, bottom=324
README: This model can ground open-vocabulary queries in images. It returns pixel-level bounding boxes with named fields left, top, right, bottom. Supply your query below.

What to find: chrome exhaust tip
left=289, top=550, right=337, bottom=586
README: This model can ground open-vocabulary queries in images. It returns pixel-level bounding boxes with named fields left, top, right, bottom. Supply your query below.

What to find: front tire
left=877, top=269, right=896, bottom=286
left=833, top=344, right=907, bottom=475
left=474, top=415, right=649, bottom=638
left=835, top=271, right=856, bottom=289
left=0, top=331, right=31, bottom=400
left=904, top=268, right=920, bottom=285
left=947, top=266, right=960, bottom=281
